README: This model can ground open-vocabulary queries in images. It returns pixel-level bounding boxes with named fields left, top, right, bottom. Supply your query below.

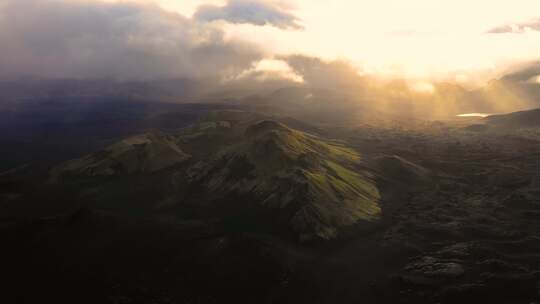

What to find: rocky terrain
left=345, top=116, right=540, bottom=303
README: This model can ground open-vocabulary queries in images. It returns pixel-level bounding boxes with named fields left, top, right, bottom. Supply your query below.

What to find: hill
left=188, top=120, right=381, bottom=241
left=46, top=113, right=380, bottom=241
left=485, top=108, right=540, bottom=129
left=51, top=132, right=190, bottom=180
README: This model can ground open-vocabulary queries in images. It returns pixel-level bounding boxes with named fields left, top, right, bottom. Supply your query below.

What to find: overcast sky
left=2, top=0, right=540, bottom=85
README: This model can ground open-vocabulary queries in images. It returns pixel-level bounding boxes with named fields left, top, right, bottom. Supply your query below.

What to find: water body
left=456, top=113, right=492, bottom=118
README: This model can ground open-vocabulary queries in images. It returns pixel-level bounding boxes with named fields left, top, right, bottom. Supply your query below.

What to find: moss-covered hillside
left=189, top=120, right=381, bottom=240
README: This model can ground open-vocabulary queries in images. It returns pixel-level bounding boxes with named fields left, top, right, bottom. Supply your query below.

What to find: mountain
left=47, top=112, right=380, bottom=241
left=485, top=108, right=540, bottom=129
left=51, top=132, right=190, bottom=180
left=374, top=155, right=432, bottom=188
left=188, top=120, right=381, bottom=241
left=0, top=98, right=245, bottom=172
left=234, top=87, right=373, bottom=126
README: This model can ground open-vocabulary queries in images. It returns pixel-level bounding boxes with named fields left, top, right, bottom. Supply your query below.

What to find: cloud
left=0, top=0, right=263, bottom=80
left=194, top=0, right=303, bottom=30
left=282, top=55, right=367, bottom=89
left=487, top=18, right=540, bottom=34
left=234, top=58, right=304, bottom=83
left=500, top=61, right=540, bottom=82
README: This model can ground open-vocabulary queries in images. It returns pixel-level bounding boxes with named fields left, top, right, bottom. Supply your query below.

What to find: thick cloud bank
left=0, top=0, right=262, bottom=80
left=283, top=55, right=366, bottom=89
left=194, top=0, right=303, bottom=30
left=501, top=62, right=540, bottom=82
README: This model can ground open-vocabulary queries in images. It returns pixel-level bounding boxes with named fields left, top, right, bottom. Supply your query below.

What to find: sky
left=2, top=0, right=540, bottom=86
left=155, top=0, right=540, bottom=83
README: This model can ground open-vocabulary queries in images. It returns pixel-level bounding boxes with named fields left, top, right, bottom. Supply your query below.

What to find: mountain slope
left=485, top=108, right=540, bottom=129
left=51, top=132, right=190, bottom=179
left=189, top=120, right=380, bottom=241
left=47, top=114, right=380, bottom=241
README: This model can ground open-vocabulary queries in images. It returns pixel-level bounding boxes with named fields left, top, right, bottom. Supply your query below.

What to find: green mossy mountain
left=48, top=113, right=380, bottom=241
left=189, top=120, right=381, bottom=241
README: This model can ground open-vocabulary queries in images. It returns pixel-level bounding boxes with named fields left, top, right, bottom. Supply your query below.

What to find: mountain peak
left=245, top=120, right=291, bottom=138
left=190, top=120, right=380, bottom=241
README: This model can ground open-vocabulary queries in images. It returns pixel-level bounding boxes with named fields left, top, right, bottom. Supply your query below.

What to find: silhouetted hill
left=51, top=132, right=190, bottom=180
left=485, top=108, right=540, bottom=129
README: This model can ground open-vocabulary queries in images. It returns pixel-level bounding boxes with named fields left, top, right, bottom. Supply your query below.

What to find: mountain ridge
left=188, top=119, right=381, bottom=241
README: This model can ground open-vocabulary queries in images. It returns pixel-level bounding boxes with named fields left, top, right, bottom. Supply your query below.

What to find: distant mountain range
left=2, top=72, right=540, bottom=124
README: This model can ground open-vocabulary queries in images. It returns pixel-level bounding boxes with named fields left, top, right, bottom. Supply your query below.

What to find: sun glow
left=457, top=113, right=493, bottom=118
left=410, top=82, right=436, bottom=94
